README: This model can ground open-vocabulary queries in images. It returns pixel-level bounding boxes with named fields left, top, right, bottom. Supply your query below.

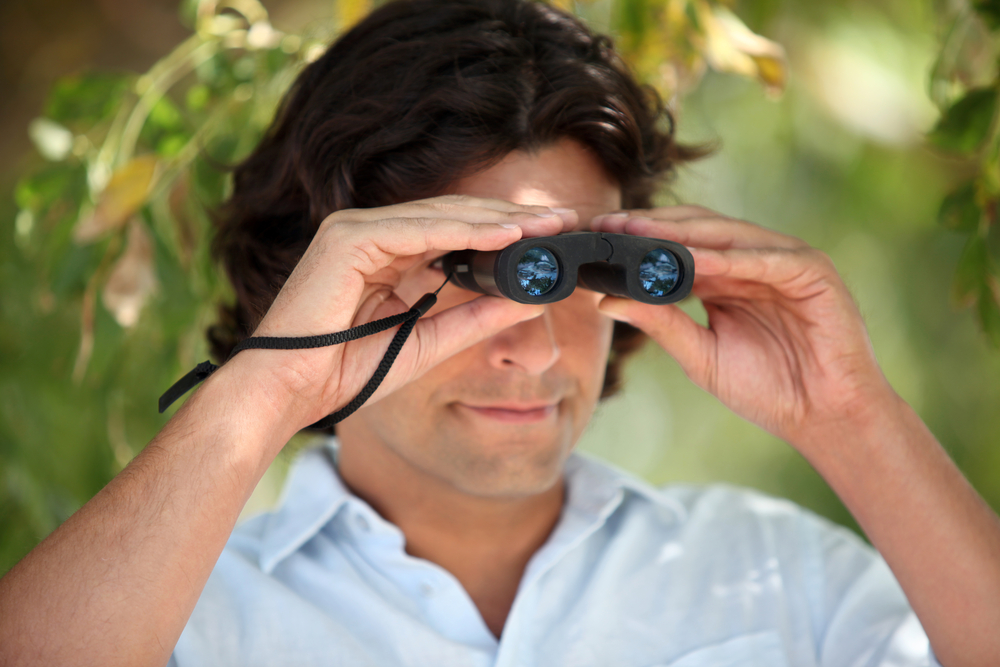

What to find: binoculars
left=442, top=232, right=694, bottom=304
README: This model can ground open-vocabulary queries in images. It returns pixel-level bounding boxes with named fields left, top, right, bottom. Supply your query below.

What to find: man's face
left=337, top=139, right=621, bottom=498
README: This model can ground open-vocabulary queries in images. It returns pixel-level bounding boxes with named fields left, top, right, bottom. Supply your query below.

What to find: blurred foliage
left=926, top=1, right=1000, bottom=345
left=3, top=0, right=329, bottom=572
left=2, top=0, right=999, bottom=575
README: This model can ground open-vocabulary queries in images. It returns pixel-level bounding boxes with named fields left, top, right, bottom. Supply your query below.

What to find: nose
left=485, top=305, right=561, bottom=375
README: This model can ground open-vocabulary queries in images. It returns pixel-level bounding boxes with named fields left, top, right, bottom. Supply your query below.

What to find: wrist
left=785, top=383, right=911, bottom=466
left=179, top=354, right=313, bottom=472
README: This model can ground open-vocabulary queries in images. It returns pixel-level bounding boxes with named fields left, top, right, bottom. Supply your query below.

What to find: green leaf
left=44, top=73, right=131, bottom=127
left=928, top=87, right=998, bottom=154
left=953, top=234, right=991, bottom=306
left=938, top=181, right=983, bottom=231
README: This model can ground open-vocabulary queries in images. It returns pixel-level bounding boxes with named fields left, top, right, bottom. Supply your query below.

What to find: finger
left=586, top=210, right=630, bottom=233
left=420, top=195, right=579, bottom=235
left=689, top=246, right=834, bottom=290
left=327, top=216, right=525, bottom=273
left=597, top=296, right=715, bottom=389
left=595, top=204, right=742, bottom=223
left=689, top=275, right=784, bottom=304
left=334, top=195, right=577, bottom=236
left=425, top=193, right=563, bottom=217
left=265, top=219, right=525, bottom=334
left=630, top=216, right=805, bottom=251
left=590, top=205, right=715, bottom=232
left=625, top=204, right=721, bottom=221
left=592, top=210, right=805, bottom=250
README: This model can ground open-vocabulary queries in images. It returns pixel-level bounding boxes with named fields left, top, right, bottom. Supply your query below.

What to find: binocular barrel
left=442, top=232, right=693, bottom=304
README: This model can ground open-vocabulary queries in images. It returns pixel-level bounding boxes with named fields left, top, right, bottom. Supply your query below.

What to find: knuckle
left=438, top=193, right=474, bottom=207
left=318, top=216, right=353, bottom=242
left=366, top=217, right=411, bottom=244
left=369, top=217, right=399, bottom=233
left=346, top=239, right=384, bottom=272
left=319, top=211, right=343, bottom=230
left=799, top=246, right=830, bottom=265
left=811, top=249, right=837, bottom=271
left=423, top=200, right=459, bottom=216
left=411, top=216, right=442, bottom=232
left=666, top=205, right=712, bottom=218
left=327, top=207, right=360, bottom=224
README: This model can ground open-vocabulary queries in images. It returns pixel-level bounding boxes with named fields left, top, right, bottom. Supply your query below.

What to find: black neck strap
left=158, top=277, right=447, bottom=429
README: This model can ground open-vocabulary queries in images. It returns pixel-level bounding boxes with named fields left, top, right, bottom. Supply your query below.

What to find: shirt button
left=419, top=582, right=436, bottom=597
left=354, top=514, right=370, bottom=532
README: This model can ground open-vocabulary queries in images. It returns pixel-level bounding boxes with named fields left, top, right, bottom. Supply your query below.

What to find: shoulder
left=655, top=482, right=877, bottom=574
left=661, top=483, right=863, bottom=540
left=601, top=474, right=882, bottom=596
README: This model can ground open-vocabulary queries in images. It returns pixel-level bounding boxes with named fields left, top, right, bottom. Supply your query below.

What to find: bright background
left=2, top=0, right=998, bottom=574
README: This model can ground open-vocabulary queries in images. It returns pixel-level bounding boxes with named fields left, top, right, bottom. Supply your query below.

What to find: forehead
left=449, top=139, right=622, bottom=222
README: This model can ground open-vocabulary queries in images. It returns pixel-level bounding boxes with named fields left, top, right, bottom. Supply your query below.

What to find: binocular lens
left=639, top=248, right=680, bottom=297
left=516, top=247, right=560, bottom=296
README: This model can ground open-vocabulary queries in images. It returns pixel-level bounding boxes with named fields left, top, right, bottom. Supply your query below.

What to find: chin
left=425, top=427, right=575, bottom=499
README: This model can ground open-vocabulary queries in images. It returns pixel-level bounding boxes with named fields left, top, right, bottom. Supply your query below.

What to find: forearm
left=0, top=357, right=303, bottom=666
left=796, top=393, right=1000, bottom=667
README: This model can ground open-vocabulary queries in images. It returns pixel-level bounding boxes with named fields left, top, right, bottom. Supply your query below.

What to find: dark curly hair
left=209, top=0, right=704, bottom=426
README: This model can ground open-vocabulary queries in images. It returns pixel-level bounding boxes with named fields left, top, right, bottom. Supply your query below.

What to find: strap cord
left=158, top=274, right=449, bottom=428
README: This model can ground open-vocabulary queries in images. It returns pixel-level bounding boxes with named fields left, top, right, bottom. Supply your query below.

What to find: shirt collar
left=562, top=450, right=687, bottom=522
left=258, top=437, right=687, bottom=573
left=259, top=439, right=350, bottom=573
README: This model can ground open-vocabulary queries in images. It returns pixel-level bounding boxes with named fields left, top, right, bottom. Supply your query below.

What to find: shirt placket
left=343, top=499, right=500, bottom=664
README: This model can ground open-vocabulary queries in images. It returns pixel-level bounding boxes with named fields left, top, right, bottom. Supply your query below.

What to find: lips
left=456, top=402, right=558, bottom=424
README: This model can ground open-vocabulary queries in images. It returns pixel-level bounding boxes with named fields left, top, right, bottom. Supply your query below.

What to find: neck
left=335, top=434, right=565, bottom=638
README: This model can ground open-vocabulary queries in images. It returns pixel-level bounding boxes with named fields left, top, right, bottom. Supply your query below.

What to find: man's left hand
left=591, top=206, right=895, bottom=451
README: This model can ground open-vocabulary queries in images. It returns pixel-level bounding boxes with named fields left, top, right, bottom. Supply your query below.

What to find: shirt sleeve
left=805, top=511, right=943, bottom=667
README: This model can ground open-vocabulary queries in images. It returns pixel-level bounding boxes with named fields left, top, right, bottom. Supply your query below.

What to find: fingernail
left=593, top=211, right=629, bottom=223
left=550, top=207, right=577, bottom=222
left=500, top=223, right=520, bottom=228
left=532, top=210, right=558, bottom=218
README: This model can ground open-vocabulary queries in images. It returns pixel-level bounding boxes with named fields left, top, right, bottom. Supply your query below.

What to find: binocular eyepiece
left=442, top=232, right=694, bottom=304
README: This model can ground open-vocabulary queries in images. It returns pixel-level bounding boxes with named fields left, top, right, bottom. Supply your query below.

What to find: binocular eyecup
left=442, top=232, right=694, bottom=304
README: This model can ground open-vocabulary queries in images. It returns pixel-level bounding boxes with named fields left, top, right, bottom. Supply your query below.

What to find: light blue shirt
left=172, top=439, right=939, bottom=666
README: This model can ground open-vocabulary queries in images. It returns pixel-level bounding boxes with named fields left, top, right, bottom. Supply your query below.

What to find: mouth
left=455, top=401, right=559, bottom=424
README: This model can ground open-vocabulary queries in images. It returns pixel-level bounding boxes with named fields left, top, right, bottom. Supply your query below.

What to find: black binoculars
left=442, top=232, right=694, bottom=304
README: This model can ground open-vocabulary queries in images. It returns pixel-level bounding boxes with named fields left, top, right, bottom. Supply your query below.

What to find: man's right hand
left=242, top=195, right=575, bottom=429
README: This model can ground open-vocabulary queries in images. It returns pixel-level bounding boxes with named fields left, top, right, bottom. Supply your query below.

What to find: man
left=1, top=1, right=999, bottom=665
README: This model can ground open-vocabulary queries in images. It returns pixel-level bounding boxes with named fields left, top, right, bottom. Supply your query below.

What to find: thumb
left=389, top=296, right=544, bottom=384
left=598, top=296, right=715, bottom=388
